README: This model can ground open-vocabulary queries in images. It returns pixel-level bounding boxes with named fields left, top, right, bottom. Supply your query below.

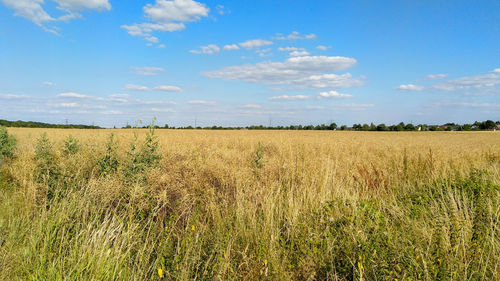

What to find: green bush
left=97, top=134, right=120, bottom=176
left=62, top=135, right=79, bottom=155
left=0, top=126, right=16, bottom=160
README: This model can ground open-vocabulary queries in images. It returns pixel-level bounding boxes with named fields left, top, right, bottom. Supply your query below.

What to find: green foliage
left=141, top=125, right=162, bottom=167
left=254, top=142, right=264, bottom=169
left=97, top=134, right=119, bottom=176
left=0, top=119, right=100, bottom=129
left=62, top=135, right=80, bottom=155
left=34, top=133, right=60, bottom=205
left=123, top=124, right=162, bottom=182
left=0, top=126, right=16, bottom=160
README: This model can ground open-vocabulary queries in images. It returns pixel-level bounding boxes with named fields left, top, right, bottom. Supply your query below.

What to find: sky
left=0, top=0, right=499, bottom=128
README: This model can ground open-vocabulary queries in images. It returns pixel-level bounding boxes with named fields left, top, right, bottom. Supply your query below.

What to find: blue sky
left=0, top=0, right=499, bottom=127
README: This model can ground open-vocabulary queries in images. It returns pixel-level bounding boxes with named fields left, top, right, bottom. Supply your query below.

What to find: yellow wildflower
left=158, top=267, right=163, bottom=278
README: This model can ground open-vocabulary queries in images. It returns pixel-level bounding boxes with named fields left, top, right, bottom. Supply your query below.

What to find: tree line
left=1, top=119, right=499, bottom=131
left=0, top=119, right=101, bottom=129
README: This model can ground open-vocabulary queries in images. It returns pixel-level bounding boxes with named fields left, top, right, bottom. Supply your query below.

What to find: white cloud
left=431, top=100, right=500, bottom=109
left=316, top=45, right=331, bottom=51
left=189, top=44, right=220, bottom=54
left=396, top=84, right=424, bottom=91
left=0, top=93, right=29, bottom=99
left=122, top=0, right=209, bottom=43
left=42, top=81, right=55, bottom=86
left=216, top=4, right=229, bottom=15
left=153, top=85, right=182, bottom=92
left=54, top=0, right=110, bottom=11
left=125, top=84, right=151, bottom=91
left=145, top=36, right=159, bottom=43
left=51, top=102, right=79, bottom=108
left=125, top=84, right=182, bottom=92
left=277, top=47, right=310, bottom=57
left=187, top=100, right=216, bottom=105
left=144, top=0, right=208, bottom=23
left=58, top=92, right=89, bottom=98
left=433, top=69, right=500, bottom=91
left=102, top=110, right=123, bottom=115
left=317, top=90, right=352, bottom=99
left=269, top=95, right=311, bottom=101
left=157, top=44, right=166, bottom=48
left=238, top=39, right=273, bottom=49
left=203, top=56, right=362, bottom=90
left=223, top=44, right=240, bottom=51
left=151, top=108, right=175, bottom=112
left=424, top=73, right=448, bottom=80
left=273, top=31, right=317, bottom=40
left=331, top=103, right=374, bottom=110
left=121, top=22, right=185, bottom=37
left=132, top=66, right=165, bottom=76
left=289, top=50, right=310, bottom=57
left=239, top=104, right=262, bottom=109
left=1, top=0, right=111, bottom=34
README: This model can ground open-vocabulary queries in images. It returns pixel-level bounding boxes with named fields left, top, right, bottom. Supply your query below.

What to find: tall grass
left=0, top=128, right=499, bottom=280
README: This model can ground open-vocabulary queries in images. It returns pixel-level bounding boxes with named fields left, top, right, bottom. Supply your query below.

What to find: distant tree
left=362, top=124, right=370, bottom=131
left=376, top=124, right=388, bottom=131
left=480, top=120, right=495, bottom=130
left=405, top=123, right=415, bottom=131
left=340, top=125, right=347, bottom=130
left=328, top=122, right=337, bottom=130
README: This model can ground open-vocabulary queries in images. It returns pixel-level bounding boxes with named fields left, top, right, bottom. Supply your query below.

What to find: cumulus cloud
left=0, top=93, right=29, bottom=99
left=316, top=45, right=331, bottom=51
left=290, top=50, right=310, bottom=57
left=223, top=44, right=240, bottom=51
left=58, top=92, right=89, bottom=98
left=424, top=73, right=448, bottom=80
left=317, top=90, right=352, bottom=99
left=331, top=103, right=374, bottom=110
left=189, top=44, right=220, bottom=54
left=121, top=0, right=209, bottom=44
left=203, top=56, right=362, bottom=90
left=151, top=108, right=175, bottom=112
left=187, top=100, right=216, bottom=105
left=396, top=84, right=424, bottom=91
left=125, top=84, right=151, bottom=91
left=277, top=47, right=310, bottom=57
left=125, top=84, right=182, bottom=92
left=432, top=69, right=500, bottom=91
left=238, top=39, right=273, bottom=49
left=239, top=104, right=262, bottom=109
left=268, top=95, right=311, bottom=101
left=1, top=0, right=111, bottom=34
left=153, top=85, right=182, bottom=92
left=273, top=31, right=317, bottom=40
left=430, top=100, right=500, bottom=109
left=132, top=66, right=165, bottom=76
left=216, top=4, right=229, bottom=15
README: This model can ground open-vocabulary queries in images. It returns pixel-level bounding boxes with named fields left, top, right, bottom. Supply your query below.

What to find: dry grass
left=1, top=128, right=499, bottom=280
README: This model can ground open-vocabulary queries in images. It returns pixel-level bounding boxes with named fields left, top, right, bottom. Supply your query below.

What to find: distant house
left=493, top=125, right=500, bottom=131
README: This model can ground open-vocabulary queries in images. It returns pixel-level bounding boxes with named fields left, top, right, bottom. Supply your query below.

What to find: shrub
left=97, top=134, right=120, bottom=176
left=0, top=126, right=16, bottom=160
left=62, top=135, right=79, bottom=155
left=34, top=133, right=60, bottom=205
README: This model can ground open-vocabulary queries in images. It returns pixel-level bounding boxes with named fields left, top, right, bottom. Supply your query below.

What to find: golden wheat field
left=1, top=128, right=499, bottom=280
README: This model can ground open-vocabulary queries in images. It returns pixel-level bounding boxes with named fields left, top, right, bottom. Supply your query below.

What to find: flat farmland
left=1, top=128, right=499, bottom=280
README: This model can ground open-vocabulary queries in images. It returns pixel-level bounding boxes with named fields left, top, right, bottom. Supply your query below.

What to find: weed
left=97, top=133, right=119, bottom=176
left=62, top=135, right=79, bottom=155
left=0, top=126, right=16, bottom=161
